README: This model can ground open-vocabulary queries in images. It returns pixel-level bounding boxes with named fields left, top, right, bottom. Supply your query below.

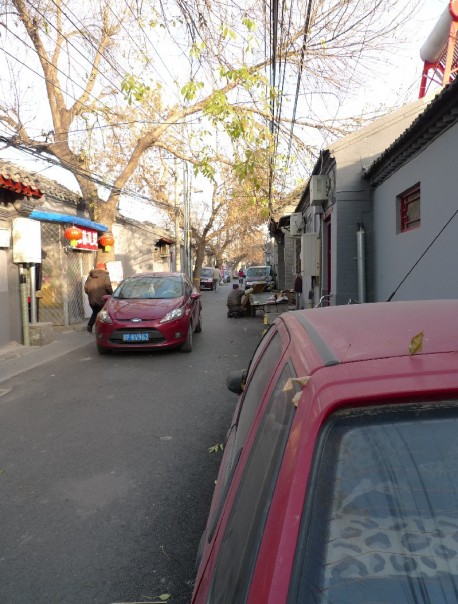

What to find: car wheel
left=194, top=313, right=202, bottom=333
left=97, top=344, right=110, bottom=355
left=180, top=324, right=193, bottom=352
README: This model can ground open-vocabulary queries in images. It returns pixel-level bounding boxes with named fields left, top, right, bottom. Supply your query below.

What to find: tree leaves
left=408, top=331, right=424, bottom=355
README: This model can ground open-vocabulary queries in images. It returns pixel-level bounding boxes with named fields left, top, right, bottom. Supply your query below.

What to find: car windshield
left=113, top=276, right=183, bottom=299
left=293, top=402, right=458, bottom=603
left=246, top=267, right=268, bottom=279
left=201, top=268, right=213, bottom=278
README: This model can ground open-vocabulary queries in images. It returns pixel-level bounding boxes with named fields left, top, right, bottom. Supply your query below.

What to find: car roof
left=282, top=300, right=458, bottom=366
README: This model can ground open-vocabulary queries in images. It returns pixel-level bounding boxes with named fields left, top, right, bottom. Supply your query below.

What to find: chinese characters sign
left=75, top=227, right=99, bottom=250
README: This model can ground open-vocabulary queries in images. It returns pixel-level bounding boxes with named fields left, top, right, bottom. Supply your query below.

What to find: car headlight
left=160, top=307, right=185, bottom=323
left=98, top=308, right=113, bottom=324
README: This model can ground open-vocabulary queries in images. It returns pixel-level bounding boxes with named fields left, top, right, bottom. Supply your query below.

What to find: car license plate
left=123, top=333, right=149, bottom=342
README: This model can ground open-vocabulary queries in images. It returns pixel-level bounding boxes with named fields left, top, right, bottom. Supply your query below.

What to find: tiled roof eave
left=365, top=81, right=458, bottom=185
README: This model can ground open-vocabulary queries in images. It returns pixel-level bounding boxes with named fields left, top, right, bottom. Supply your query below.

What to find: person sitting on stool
left=227, top=283, right=246, bottom=318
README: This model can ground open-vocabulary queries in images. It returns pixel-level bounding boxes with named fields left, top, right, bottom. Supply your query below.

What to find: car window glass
left=292, top=403, right=458, bottom=604
left=206, top=332, right=283, bottom=542
left=114, top=276, right=182, bottom=299
left=246, top=267, right=268, bottom=280
left=209, top=362, right=298, bottom=603
left=234, top=331, right=282, bottom=454
left=184, top=278, right=192, bottom=296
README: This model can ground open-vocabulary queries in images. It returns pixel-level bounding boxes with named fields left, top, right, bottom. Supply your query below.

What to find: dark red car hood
left=107, top=296, right=183, bottom=321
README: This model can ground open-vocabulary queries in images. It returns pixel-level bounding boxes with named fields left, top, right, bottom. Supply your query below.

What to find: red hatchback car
left=192, top=300, right=458, bottom=604
left=94, top=272, right=202, bottom=354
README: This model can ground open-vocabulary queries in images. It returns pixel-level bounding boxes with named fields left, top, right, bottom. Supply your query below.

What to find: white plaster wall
left=373, top=122, right=458, bottom=301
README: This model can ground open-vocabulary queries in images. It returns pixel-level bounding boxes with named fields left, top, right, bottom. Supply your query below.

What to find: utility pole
left=183, top=162, right=192, bottom=281
left=174, top=159, right=181, bottom=272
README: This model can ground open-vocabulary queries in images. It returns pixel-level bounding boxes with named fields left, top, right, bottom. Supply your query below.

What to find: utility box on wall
left=302, top=233, right=320, bottom=276
left=12, top=217, right=41, bottom=263
left=310, top=175, right=328, bottom=206
left=289, top=212, right=303, bottom=237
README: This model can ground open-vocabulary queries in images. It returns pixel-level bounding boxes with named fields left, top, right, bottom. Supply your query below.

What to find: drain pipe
left=29, top=263, right=37, bottom=324
left=356, top=223, right=366, bottom=303
left=19, top=265, right=30, bottom=346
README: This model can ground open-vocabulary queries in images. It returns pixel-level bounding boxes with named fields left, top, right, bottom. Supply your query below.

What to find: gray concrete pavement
left=0, top=298, right=293, bottom=384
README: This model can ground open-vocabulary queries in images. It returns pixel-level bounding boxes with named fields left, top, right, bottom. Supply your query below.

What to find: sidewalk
left=0, top=323, right=92, bottom=384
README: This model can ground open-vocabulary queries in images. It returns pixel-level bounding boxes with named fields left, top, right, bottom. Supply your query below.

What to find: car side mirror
left=226, top=369, right=247, bottom=394
left=102, top=294, right=112, bottom=302
left=191, top=292, right=201, bottom=300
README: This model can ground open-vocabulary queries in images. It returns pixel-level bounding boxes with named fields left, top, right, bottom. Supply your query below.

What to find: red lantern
left=98, top=232, right=115, bottom=251
left=64, top=226, right=83, bottom=247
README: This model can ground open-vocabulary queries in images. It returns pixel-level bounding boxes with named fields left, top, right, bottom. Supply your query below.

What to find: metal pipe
left=29, top=263, right=37, bottom=323
left=19, top=265, right=30, bottom=346
left=356, top=223, right=366, bottom=303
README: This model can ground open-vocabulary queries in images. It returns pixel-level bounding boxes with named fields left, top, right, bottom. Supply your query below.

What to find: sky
left=0, top=0, right=451, bottom=222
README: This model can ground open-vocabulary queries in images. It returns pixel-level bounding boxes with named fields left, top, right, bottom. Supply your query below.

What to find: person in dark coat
left=294, top=274, right=303, bottom=310
left=84, top=263, right=113, bottom=332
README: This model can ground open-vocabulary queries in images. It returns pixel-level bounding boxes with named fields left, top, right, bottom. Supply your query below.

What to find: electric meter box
left=310, top=175, right=328, bottom=206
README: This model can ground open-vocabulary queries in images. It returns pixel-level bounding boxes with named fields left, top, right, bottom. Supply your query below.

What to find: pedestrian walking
left=238, top=268, right=245, bottom=286
left=294, top=274, right=303, bottom=310
left=212, top=266, right=220, bottom=292
left=84, top=263, right=113, bottom=333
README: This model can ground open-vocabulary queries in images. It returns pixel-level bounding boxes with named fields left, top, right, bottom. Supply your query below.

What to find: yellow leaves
left=292, top=392, right=302, bottom=407
left=285, top=375, right=311, bottom=407
left=292, top=376, right=310, bottom=387
left=408, top=331, right=424, bottom=355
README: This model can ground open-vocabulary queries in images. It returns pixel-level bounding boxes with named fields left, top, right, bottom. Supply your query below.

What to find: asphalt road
left=0, top=283, right=266, bottom=604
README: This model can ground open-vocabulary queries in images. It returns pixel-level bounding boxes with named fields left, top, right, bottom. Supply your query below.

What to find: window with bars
left=399, top=184, right=420, bottom=232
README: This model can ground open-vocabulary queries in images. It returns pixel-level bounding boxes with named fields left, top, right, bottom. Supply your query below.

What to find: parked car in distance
left=200, top=267, right=215, bottom=290
left=222, top=270, right=231, bottom=283
left=94, top=272, right=201, bottom=354
left=245, top=265, right=276, bottom=290
left=192, top=300, right=458, bottom=604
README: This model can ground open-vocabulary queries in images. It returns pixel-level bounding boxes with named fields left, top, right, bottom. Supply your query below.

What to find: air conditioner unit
left=289, top=212, right=303, bottom=237
left=310, top=175, right=328, bottom=206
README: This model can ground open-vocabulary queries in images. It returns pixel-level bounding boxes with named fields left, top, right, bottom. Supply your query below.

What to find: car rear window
left=290, top=402, right=458, bottom=604
left=209, top=362, right=299, bottom=603
left=246, top=267, right=269, bottom=280
left=200, top=268, right=213, bottom=277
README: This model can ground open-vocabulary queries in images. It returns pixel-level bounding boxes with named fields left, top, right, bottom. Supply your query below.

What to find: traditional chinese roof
left=0, top=160, right=82, bottom=206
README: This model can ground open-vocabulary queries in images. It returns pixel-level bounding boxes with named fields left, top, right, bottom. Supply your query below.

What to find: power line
left=0, top=134, right=176, bottom=214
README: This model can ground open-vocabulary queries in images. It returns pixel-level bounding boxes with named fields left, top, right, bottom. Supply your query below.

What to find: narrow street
left=0, top=284, right=269, bottom=604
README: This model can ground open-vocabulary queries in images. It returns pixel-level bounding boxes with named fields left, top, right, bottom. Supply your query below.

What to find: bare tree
left=0, top=0, right=415, bottom=261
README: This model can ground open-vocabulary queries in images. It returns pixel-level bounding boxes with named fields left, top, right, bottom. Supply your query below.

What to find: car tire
left=194, top=313, right=202, bottom=333
left=180, top=324, right=193, bottom=352
left=97, top=344, right=110, bottom=355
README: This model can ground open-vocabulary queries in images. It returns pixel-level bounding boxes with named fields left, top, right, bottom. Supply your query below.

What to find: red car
left=193, top=300, right=458, bottom=603
left=94, top=272, right=202, bottom=354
